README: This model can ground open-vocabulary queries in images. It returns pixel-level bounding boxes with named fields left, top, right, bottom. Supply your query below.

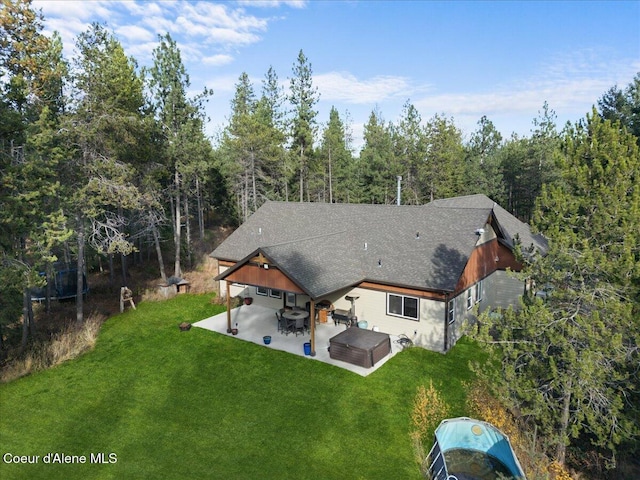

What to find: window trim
left=467, top=289, right=473, bottom=310
left=386, top=293, right=419, bottom=321
left=269, top=289, right=282, bottom=299
left=448, top=297, right=456, bottom=324
left=256, top=286, right=268, bottom=296
left=475, top=279, right=484, bottom=303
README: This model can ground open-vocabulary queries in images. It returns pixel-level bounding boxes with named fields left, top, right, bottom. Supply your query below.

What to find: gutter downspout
left=443, top=293, right=449, bottom=353
left=310, top=299, right=316, bottom=356
left=226, top=281, right=232, bottom=333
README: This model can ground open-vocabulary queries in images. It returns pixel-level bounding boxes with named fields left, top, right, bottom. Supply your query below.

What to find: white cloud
left=35, top=0, right=113, bottom=21
left=115, top=25, right=155, bottom=44
left=202, top=54, right=235, bottom=66
left=120, top=1, right=170, bottom=17
left=414, top=50, right=640, bottom=127
left=238, top=0, right=307, bottom=9
left=176, top=3, right=268, bottom=46
left=315, top=72, right=422, bottom=104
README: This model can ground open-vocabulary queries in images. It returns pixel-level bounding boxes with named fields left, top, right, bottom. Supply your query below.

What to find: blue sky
left=34, top=0, right=640, bottom=150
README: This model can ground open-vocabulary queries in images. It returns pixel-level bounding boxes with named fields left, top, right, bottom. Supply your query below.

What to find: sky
left=34, top=0, right=640, bottom=151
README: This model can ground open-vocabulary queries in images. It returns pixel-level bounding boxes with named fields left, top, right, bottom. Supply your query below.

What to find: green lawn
left=0, top=294, right=484, bottom=480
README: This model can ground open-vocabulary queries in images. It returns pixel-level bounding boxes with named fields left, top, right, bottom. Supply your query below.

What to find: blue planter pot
left=263, top=336, right=272, bottom=345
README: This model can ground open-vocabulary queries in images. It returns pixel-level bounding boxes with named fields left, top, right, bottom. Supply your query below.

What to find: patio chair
left=294, top=316, right=305, bottom=336
left=276, top=312, right=288, bottom=334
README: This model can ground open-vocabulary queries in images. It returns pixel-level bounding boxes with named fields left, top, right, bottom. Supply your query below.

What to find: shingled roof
left=211, top=195, right=547, bottom=299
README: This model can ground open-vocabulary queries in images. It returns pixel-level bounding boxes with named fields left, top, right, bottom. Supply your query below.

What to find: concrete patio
left=194, top=304, right=401, bottom=376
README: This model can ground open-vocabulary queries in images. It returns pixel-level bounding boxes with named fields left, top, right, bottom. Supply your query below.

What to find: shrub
left=410, top=380, right=449, bottom=472
left=0, top=314, right=103, bottom=383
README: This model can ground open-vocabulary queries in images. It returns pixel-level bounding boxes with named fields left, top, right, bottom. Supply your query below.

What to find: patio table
left=282, top=310, right=309, bottom=334
left=282, top=310, right=309, bottom=321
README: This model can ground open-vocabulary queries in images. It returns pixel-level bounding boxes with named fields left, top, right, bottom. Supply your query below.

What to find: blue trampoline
left=426, top=417, right=525, bottom=480
left=30, top=269, right=88, bottom=301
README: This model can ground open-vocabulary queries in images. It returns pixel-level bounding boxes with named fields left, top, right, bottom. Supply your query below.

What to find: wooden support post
left=226, top=281, right=232, bottom=333
left=310, top=299, right=316, bottom=356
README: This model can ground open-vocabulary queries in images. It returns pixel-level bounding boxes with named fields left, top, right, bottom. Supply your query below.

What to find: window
left=387, top=293, right=419, bottom=320
left=448, top=298, right=456, bottom=324
left=286, top=292, right=296, bottom=307
left=467, top=289, right=473, bottom=310
left=269, top=289, right=282, bottom=299
left=256, top=286, right=268, bottom=296
left=475, top=280, right=484, bottom=303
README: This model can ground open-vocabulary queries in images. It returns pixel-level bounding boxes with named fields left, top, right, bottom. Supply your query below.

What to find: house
left=210, top=194, right=547, bottom=355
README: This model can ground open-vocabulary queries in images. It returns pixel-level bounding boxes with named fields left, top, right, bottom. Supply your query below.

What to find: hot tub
left=329, top=328, right=391, bottom=368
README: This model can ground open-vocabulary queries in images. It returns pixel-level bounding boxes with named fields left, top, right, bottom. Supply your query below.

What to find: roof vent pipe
left=396, top=176, right=402, bottom=206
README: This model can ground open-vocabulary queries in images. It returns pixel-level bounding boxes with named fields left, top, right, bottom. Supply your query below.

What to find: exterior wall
left=216, top=249, right=527, bottom=353
left=484, top=270, right=525, bottom=310
left=321, top=286, right=446, bottom=352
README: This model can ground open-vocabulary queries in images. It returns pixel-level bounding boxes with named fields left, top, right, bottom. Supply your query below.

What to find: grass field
left=0, top=294, right=484, bottom=480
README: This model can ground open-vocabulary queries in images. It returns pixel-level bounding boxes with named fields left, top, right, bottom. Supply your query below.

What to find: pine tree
left=463, top=115, right=505, bottom=202
left=478, top=109, right=639, bottom=469
left=288, top=50, right=319, bottom=202
left=317, top=107, right=354, bottom=203
left=148, top=33, right=212, bottom=276
left=359, top=108, right=395, bottom=204
left=0, top=0, right=70, bottom=347
left=421, top=113, right=465, bottom=201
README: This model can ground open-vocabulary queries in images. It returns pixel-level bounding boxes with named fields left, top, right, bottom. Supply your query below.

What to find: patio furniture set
left=276, top=308, right=310, bottom=336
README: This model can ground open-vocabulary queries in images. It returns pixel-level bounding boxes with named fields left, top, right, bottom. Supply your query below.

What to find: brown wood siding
left=358, top=282, right=446, bottom=301
left=224, top=264, right=306, bottom=294
left=218, top=260, right=235, bottom=268
left=455, top=239, right=522, bottom=293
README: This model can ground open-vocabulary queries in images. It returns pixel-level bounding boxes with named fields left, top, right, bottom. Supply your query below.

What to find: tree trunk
left=184, top=190, right=191, bottom=270
left=251, top=151, right=257, bottom=214
left=243, top=168, right=249, bottom=222
left=152, top=224, right=167, bottom=283
left=120, top=253, right=127, bottom=286
left=174, top=168, right=181, bottom=278
left=328, top=146, right=333, bottom=203
left=556, top=378, right=572, bottom=465
left=299, top=144, right=304, bottom=202
left=45, top=263, right=53, bottom=315
left=108, top=253, right=114, bottom=286
left=76, top=214, right=85, bottom=324
left=20, top=287, right=30, bottom=352
left=196, top=177, right=204, bottom=240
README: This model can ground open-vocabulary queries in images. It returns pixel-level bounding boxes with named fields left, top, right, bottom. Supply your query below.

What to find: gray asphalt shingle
left=211, top=195, right=546, bottom=298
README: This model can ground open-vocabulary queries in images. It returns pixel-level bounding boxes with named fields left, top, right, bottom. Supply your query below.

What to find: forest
left=1, top=1, right=638, bottom=477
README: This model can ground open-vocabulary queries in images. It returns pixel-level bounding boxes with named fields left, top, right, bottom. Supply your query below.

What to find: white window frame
left=386, top=293, right=419, bottom=321
left=467, top=289, right=473, bottom=310
left=256, top=286, right=268, bottom=296
left=448, top=298, right=456, bottom=324
left=475, top=279, right=484, bottom=303
left=269, top=289, right=282, bottom=299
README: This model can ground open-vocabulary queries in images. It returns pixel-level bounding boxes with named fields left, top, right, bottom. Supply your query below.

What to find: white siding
left=484, top=270, right=525, bottom=310
left=321, top=286, right=446, bottom=352
left=217, top=264, right=526, bottom=353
